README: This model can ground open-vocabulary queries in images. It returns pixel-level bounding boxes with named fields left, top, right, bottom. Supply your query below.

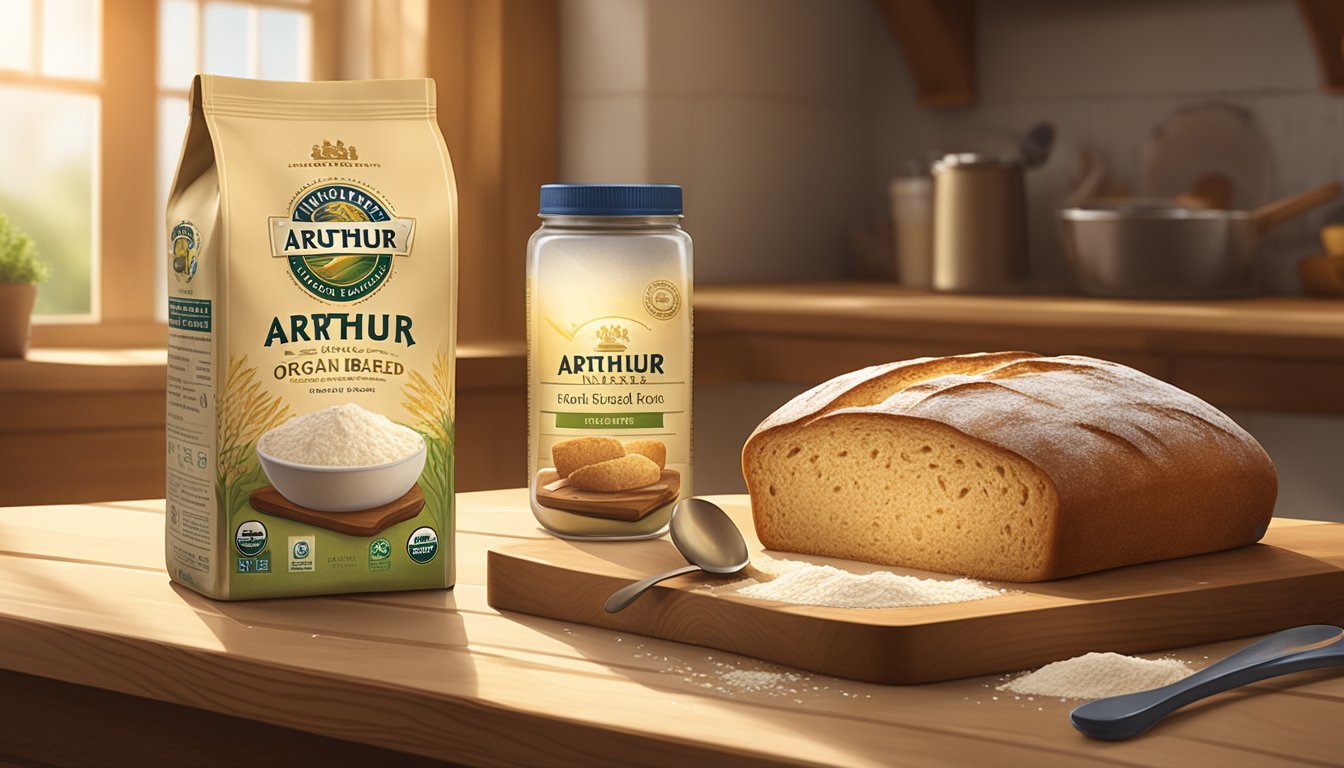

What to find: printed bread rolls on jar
left=623, top=439, right=667, bottom=470
left=569, top=454, right=662, bottom=492
left=552, top=437, right=626, bottom=478
left=549, top=437, right=668, bottom=491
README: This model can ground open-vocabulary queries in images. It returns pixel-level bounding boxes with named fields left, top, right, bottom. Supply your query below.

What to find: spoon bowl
left=671, top=497, right=751, bottom=574
left=603, top=498, right=749, bottom=613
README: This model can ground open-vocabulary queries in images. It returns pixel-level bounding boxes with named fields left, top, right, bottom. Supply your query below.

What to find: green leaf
left=0, top=213, right=46, bottom=284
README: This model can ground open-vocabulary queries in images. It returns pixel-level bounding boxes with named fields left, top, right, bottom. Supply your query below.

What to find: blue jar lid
left=539, top=184, right=683, bottom=216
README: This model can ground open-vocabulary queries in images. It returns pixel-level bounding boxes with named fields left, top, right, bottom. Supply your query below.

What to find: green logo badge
left=272, top=181, right=414, bottom=303
left=369, top=537, right=392, bottom=573
left=370, top=538, right=391, bottom=560
left=407, top=526, right=439, bottom=564
left=235, top=520, right=267, bottom=557
left=288, top=535, right=315, bottom=572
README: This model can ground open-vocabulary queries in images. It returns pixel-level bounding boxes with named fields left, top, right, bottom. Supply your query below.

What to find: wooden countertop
left=694, top=283, right=1344, bottom=414
left=1, top=490, right=1341, bottom=767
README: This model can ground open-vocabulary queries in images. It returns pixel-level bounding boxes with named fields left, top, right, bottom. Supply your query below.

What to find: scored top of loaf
left=747, top=351, right=1275, bottom=507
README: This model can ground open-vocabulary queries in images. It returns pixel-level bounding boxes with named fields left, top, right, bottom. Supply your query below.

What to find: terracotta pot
left=0, top=282, right=37, bottom=358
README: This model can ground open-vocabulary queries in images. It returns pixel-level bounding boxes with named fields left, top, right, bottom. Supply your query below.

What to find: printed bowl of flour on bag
left=255, top=403, right=427, bottom=513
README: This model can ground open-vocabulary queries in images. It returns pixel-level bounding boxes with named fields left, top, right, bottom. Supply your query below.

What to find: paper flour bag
left=165, top=75, right=456, bottom=599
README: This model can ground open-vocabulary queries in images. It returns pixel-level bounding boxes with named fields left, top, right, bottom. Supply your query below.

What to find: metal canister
left=931, top=154, right=1029, bottom=293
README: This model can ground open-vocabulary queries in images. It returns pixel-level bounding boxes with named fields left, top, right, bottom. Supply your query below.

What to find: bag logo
left=289, top=139, right=381, bottom=169
left=170, top=220, right=202, bottom=283
left=643, top=279, right=681, bottom=320
left=594, top=324, right=629, bottom=352
left=311, top=138, right=359, bottom=161
left=270, top=181, right=415, bottom=303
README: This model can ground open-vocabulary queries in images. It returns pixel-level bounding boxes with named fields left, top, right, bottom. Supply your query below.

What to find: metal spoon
left=1071, top=624, right=1344, bottom=741
left=603, top=498, right=750, bottom=613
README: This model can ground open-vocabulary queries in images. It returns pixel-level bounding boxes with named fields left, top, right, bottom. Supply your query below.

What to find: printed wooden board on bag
left=248, top=486, right=424, bottom=537
left=487, top=499, right=1344, bottom=684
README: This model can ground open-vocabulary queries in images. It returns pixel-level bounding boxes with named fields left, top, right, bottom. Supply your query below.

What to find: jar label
left=528, top=257, right=691, bottom=537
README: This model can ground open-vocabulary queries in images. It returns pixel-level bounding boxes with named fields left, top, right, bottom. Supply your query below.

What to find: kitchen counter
left=0, top=490, right=1341, bottom=766
left=695, top=283, right=1344, bottom=414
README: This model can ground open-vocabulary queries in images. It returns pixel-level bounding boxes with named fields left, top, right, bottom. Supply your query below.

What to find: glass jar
left=526, top=184, right=693, bottom=539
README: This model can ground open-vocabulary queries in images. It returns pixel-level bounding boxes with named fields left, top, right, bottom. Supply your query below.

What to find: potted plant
left=0, top=214, right=47, bottom=358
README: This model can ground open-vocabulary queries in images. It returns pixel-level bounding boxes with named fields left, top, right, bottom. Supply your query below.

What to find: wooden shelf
left=0, top=342, right=525, bottom=396
left=0, top=342, right=527, bottom=506
left=694, top=283, right=1344, bottom=414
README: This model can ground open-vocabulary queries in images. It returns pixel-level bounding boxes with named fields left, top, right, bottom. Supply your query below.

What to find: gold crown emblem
left=594, top=324, right=629, bottom=352
left=311, top=139, right=359, bottom=161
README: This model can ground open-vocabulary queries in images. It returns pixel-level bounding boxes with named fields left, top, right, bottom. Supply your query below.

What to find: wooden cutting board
left=249, top=485, right=424, bottom=536
left=534, top=469, right=681, bottom=521
left=487, top=500, right=1344, bottom=685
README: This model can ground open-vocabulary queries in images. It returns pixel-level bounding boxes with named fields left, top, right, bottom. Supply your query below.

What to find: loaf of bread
left=742, top=352, right=1277, bottom=582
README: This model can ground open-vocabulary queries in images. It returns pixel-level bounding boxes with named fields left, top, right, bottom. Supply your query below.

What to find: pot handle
left=1251, top=182, right=1341, bottom=236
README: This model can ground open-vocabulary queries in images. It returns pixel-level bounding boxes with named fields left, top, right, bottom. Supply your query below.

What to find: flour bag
left=165, top=76, right=456, bottom=599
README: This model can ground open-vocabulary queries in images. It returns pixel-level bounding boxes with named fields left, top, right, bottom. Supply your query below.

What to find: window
left=155, top=0, right=314, bottom=318
left=7, top=0, right=555, bottom=348
left=0, top=0, right=103, bottom=319
left=0, top=0, right=315, bottom=340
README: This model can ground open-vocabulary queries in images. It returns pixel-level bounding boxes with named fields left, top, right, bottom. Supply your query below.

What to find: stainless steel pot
left=1060, top=182, right=1340, bottom=298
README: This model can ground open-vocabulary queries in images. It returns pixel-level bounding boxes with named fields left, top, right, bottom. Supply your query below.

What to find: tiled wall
left=562, top=0, right=1344, bottom=290
left=561, top=0, right=1344, bottom=520
left=559, top=0, right=884, bottom=282
left=873, top=0, right=1344, bottom=293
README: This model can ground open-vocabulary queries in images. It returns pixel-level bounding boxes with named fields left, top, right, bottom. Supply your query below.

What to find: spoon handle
left=604, top=564, right=702, bottom=613
left=1071, top=625, right=1344, bottom=741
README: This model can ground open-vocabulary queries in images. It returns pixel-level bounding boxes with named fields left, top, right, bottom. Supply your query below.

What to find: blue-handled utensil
left=1070, top=624, right=1344, bottom=741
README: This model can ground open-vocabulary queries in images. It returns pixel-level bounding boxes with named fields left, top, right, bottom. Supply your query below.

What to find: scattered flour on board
left=258, top=403, right=423, bottom=467
left=998, top=652, right=1192, bottom=699
left=725, top=557, right=1004, bottom=609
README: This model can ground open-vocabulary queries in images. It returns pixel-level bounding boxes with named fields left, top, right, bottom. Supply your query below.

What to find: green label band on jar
left=553, top=412, right=664, bottom=429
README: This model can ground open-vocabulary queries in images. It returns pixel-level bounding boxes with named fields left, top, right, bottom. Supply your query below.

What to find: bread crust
left=742, top=352, right=1277, bottom=581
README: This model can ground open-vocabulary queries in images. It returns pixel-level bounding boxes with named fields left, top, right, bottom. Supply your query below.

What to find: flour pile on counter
left=727, top=558, right=1004, bottom=609
left=259, top=403, right=423, bottom=467
left=718, top=668, right=807, bottom=694
left=999, top=652, right=1192, bottom=699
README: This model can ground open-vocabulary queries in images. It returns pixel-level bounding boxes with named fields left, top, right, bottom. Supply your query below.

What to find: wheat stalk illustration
left=402, top=347, right=455, bottom=518
left=216, top=355, right=291, bottom=517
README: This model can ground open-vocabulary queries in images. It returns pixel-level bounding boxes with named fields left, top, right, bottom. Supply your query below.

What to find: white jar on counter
left=526, top=184, right=693, bottom=539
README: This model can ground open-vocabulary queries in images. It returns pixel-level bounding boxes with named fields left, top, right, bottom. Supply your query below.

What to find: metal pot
left=1059, top=182, right=1340, bottom=298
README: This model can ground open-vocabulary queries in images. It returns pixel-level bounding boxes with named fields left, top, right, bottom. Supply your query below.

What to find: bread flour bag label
left=165, top=75, right=457, bottom=600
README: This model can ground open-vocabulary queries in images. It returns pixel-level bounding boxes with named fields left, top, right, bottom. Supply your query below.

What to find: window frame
left=0, top=0, right=105, bottom=325
left=30, top=0, right=334, bottom=348
left=28, top=0, right=556, bottom=349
